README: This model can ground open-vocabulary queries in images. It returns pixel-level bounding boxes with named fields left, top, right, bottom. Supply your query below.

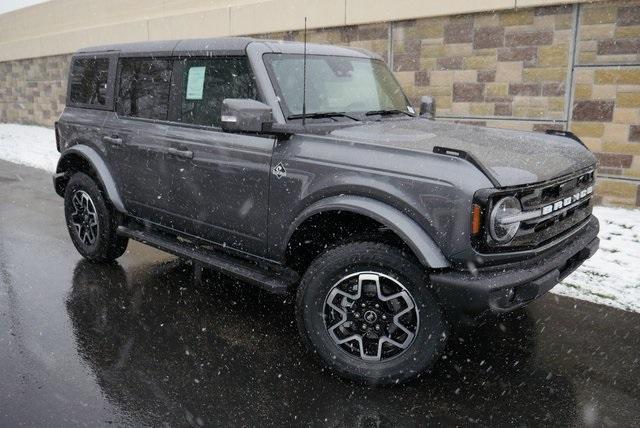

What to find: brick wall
left=0, top=54, right=70, bottom=125
left=570, top=1, right=640, bottom=205
left=392, top=5, right=573, bottom=123
left=1, top=0, right=639, bottom=206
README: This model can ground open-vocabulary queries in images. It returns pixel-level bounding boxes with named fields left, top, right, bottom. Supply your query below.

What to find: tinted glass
left=69, top=57, right=109, bottom=106
left=117, top=59, right=172, bottom=120
left=263, top=54, right=411, bottom=118
left=180, top=57, right=258, bottom=127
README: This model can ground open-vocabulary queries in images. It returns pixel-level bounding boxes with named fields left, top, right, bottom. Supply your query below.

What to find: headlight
left=490, top=196, right=522, bottom=243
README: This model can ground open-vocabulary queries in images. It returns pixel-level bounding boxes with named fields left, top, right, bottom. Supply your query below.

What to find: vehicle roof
left=75, top=37, right=380, bottom=59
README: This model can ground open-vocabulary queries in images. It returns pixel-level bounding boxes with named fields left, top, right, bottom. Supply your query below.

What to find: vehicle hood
left=329, top=119, right=597, bottom=187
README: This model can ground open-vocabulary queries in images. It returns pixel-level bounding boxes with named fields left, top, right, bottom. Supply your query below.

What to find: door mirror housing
left=419, top=96, right=436, bottom=119
left=221, top=98, right=273, bottom=133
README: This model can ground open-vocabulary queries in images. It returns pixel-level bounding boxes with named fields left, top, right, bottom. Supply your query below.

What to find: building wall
left=1, top=0, right=588, bottom=62
left=0, top=0, right=639, bottom=206
left=570, top=1, right=640, bottom=205
left=0, top=54, right=70, bottom=125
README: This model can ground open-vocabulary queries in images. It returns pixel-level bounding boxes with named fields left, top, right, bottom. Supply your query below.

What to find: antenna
left=302, top=16, right=307, bottom=126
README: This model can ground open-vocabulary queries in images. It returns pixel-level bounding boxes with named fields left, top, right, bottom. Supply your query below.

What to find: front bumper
left=431, top=215, right=599, bottom=317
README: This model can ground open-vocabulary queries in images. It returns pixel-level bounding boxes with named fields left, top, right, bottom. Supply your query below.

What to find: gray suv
left=53, top=37, right=599, bottom=384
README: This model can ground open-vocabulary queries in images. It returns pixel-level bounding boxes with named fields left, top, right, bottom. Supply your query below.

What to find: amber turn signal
left=471, top=204, right=482, bottom=236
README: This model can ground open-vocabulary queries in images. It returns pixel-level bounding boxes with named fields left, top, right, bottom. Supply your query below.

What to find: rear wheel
left=296, top=242, right=447, bottom=384
left=64, top=172, right=128, bottom=262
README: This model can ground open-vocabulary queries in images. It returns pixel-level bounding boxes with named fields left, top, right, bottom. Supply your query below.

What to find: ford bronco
left=53, top=37, right=599, bottom=383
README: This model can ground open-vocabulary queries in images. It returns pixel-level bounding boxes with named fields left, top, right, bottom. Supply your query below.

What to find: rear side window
left=117, top=59, right=172, bottom=120
left=179, top=57, right=258, bottom=127
left=69, top=57, right=110, bottom=106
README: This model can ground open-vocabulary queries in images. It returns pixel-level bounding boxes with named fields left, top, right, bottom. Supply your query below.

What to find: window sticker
left=186, top=66, right=206, bottom=100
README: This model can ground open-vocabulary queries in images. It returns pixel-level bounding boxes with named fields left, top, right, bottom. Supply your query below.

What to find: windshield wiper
left=365, top=109, right=414, bottom=117
left=287, top=111, right=360, bottom=121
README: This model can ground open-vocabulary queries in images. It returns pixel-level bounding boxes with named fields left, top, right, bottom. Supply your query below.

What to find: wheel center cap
left=363, top=310, right=378, bottom=324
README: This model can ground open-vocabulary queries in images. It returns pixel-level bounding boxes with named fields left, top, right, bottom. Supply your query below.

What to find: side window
left=117, top=58, right=172, bottom=120
left=180, top=57, right=258, bottom=127
left=69, top=57, right=110, bottom=106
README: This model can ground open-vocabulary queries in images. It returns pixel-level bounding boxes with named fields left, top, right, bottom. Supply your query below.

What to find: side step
left=117, top=225, right=298, bottom=294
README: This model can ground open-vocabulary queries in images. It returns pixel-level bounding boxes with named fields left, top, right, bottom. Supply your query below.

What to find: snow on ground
left=0, top=124, right=57, bottom=172
left=558, top=206, right=640, bottom=313
left=1, top=123, right=639, bottom=312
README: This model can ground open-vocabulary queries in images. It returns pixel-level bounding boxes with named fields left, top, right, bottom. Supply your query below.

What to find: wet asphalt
left=0, top=159, right=639, bottom=427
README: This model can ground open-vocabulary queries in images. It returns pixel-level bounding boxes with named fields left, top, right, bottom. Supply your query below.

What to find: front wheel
left=296, top=242, right=447, bottom=384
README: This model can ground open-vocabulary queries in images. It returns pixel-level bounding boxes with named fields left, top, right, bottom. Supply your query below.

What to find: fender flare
left=54, top=145, right=127, bottom=213
left=285, top=195, right=450, bottom=269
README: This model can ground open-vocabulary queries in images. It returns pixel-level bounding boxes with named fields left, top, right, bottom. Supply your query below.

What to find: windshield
left=263, top=54, right=413, bottom=120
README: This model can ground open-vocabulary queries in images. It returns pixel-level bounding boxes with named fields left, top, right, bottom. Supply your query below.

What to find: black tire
left=64, top=172, right=128, bottom=262
left=296, top=242, right=447, bottom=384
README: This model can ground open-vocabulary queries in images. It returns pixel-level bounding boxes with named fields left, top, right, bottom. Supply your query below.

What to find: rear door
left=59, top=53, right=116, bottom=163
left=164, top=56, right=275, bottom=257
left=102, top=57, right=176, bottom=225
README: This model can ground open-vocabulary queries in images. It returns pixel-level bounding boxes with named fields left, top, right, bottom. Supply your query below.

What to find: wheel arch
left=54, top=145, right=126, bottom=213
left=283, top=195, right=450, bottom=270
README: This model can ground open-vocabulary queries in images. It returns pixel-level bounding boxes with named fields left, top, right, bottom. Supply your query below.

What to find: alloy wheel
left=70, top=190, right=99, bottom=246
left=323, top=271, right=419, bottom=361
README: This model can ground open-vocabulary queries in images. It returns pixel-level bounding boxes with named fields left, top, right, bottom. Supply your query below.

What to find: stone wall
left=570, top=1, right=640, bottom=205
left=0, top=54, right=70, bottom=126
left=0, top=0, right=639, bottom=206
left=392, top=5, right=573, bottom=124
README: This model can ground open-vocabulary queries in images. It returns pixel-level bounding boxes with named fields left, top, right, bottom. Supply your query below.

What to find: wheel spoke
left=326, top=286, right=360, bottom=337
left=87, top=225, right=97, bottom=242
left=72, top=193, right=82, bottom=210
left=86, top=199, right=97, bottom=215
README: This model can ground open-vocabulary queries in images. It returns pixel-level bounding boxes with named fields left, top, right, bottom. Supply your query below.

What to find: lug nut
left=361, top=303, right=366, bottom=308
left=382, top=314, right=387, bottom=320
left=375, top=325, right=380, bottom=331
left=354, top=312, right=360, bottom=318
left=375, top=303, right=379, bottom=308
left=362, top=323, right=367, bottom=330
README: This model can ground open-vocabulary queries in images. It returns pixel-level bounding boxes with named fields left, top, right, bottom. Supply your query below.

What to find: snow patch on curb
left=559, top=206, right=640, bottom=313
left=1, top=123, right=639, bottom=312
left=0, top=124, right=58, bottom=173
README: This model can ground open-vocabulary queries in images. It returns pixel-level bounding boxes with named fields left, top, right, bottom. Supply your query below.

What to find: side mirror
left=221, top=98, right=273, bottom=133
left=419, top=96, right=436, bottom=119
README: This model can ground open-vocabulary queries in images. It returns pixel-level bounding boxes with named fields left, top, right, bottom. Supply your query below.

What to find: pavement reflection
left=66, top=259, right=578, bottom=426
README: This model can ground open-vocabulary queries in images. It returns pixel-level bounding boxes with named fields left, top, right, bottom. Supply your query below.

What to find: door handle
left=167, top=147, right=194, bottom=159
left=103, top=135, right=123, bottom=146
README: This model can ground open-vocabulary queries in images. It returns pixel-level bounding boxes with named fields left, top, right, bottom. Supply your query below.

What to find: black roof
left=75, top=37, right=379, bottom=59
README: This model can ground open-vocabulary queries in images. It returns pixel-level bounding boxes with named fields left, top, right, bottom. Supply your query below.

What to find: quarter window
left=69, top=57, right=110, bottom=106
left=117, top=59, right=172, bottom=120
left=179, top=57, right=258, bottom=127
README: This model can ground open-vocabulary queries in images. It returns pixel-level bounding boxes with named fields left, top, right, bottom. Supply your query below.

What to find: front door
left=164, top=56, right=275, bottom=257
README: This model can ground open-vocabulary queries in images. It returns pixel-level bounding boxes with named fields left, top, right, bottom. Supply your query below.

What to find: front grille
left=520, top=169, right=595, bottom=211
left=481, top=168, right=596, bottom=252
left=510, top=198, right=592, bottom=249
